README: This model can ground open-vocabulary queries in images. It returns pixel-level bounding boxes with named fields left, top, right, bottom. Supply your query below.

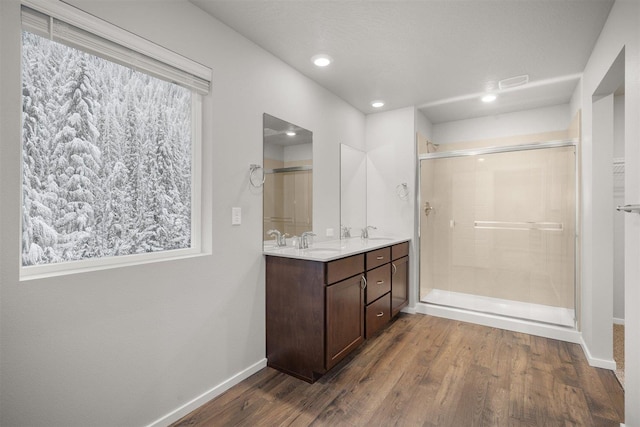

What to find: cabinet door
left=326, top=274, right=365, bottom=370
left=391, top=256, right=409, bottom=317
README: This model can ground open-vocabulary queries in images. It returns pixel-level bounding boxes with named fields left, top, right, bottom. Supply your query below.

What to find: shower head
left=426, top=140, right=439, bottom=153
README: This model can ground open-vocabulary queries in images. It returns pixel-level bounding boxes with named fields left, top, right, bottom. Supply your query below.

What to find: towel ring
left=249, top=164, right=265, bottom=188
left=396, top=183, right=409, bottom=200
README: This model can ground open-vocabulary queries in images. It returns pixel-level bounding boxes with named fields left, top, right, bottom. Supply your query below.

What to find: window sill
left=20, top=249, right=210, bottom=282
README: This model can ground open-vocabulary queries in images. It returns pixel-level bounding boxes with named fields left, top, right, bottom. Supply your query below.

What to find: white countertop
left=263, top=236, right=410, bottom=262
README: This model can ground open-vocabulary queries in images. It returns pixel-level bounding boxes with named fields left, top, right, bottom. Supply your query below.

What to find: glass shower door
left=419, top=145, right=576, bottom=327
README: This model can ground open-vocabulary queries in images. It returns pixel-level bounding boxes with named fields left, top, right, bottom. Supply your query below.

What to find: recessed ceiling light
left=311, top=54, right=332, bottom=67
left=481, top=94, right=497, bottom=103
left=371, top=100, right=385, bottom=108
left=286, top=131, right=296, bottom=136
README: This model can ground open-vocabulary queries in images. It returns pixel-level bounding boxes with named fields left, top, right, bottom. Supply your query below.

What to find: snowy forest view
left=21, top=31, right=193, bottom=267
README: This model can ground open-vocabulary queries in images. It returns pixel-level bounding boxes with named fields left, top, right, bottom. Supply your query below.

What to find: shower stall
left=419, top=141, right=576, bottom=328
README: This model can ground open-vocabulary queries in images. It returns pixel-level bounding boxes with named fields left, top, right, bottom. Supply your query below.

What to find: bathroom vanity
left=264, top=237, right=409, bottom=383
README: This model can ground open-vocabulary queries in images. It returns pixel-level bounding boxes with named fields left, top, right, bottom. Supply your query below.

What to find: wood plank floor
left=171, top=314, right=624, bottom=427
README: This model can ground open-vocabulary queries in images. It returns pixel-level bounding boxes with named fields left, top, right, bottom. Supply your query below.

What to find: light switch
left=326, top=228, right=334, bottom=237
left=232, top=207, right=241, bottom=225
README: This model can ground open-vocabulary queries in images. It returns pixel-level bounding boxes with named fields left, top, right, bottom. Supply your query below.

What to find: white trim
left=401, top=305, right=417, bottom=314
left=415, top=302, right=582, bottom=344
left=579, top=337, right=617, bottom=370
left=145, top=358, right=267, bottom=427
left=613, top=317, right=625, bottom=325
left=20, top=250, right=210, bottom=281
left=190, top=95, right=203, bottom=251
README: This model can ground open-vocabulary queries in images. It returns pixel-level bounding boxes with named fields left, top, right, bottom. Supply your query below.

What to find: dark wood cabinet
left=391, top=242, right=409, bottom=317
left=265, top=253, right=364, bottom=382
left=326, top=274, right=365, bottom=369
left=265, top=240, right=409, bottom=382
left=391, top=255, right=409, bottom=317
left=265, top=256, right=326, bottom=382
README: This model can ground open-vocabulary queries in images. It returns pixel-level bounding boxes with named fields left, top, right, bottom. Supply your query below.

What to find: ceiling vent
left=498, top=74, right=529, bottom=90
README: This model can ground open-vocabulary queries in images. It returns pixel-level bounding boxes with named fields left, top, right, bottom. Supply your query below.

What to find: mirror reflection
left=340, top=144, right=367, bottom=239
left=263, top=113, right=313, bottom=242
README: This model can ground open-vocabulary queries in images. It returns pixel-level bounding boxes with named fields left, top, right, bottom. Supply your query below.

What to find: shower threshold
left=422, top=289, right=575, bottom=328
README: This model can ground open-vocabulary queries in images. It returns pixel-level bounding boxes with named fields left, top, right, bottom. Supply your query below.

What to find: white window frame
left=20, top=0, right=210, bottom=280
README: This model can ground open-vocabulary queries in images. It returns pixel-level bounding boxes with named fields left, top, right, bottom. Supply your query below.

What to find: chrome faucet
left=299, top=231, right=316, bottom=249
left=341, top=226, right=351, bottom=238
left=361, top=225, right=377, bottom=239
left=267, top=229, right=288, bottom=247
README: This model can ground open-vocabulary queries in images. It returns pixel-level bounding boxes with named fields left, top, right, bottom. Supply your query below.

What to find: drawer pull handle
left=376, top=256, right=384, bottom=260
left=392, top=263, right=397, bottom=275
left=361, top=275, right=367, bottom=290
left=376, top=280, right=384, bottom=285
left=376, top=312, right=384, bottom=317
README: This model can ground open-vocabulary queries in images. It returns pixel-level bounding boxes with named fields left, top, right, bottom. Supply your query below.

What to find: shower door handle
left=616, top=204, right=640, bottom=214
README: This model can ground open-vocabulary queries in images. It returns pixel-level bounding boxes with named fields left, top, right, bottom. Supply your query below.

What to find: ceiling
left=191, top=0, right=614, bottom=124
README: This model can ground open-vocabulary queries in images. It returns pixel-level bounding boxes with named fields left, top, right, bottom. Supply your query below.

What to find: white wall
left=0, top=1, right=365, bottom=426
left=366, top=107, right=419, bottom=307
left=432, top=103, right=572, bottom=144
left=415, top=108, right=433, bottom=141
left=578, top=0, right=640, bottom=424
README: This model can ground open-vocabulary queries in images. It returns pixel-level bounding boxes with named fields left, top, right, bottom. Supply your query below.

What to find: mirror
left=263, top=113, right=313, bottom=242
left=340, top=144, right=367, bottom=239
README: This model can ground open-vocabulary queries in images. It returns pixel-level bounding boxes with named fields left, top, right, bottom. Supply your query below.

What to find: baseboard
left=579, top=338, right=617, bottom=370
left=416, top=303, right=621, bottom=371
left=415, top=302, right=582, bottom=344
left=613, top=317, right=625, bottom=325
left=401, top=305, right=417, bottom=314
left=145, top=358, right=267, bottom=427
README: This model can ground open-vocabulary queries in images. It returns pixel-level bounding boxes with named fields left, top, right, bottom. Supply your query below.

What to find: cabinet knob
left=392, top=263, right=397, bottom=275
left=376, top=280, right=384, bottom=285
left=360, top=275, right=367, bottom=290
left=376, top=256, right=384, bottom=260
left=376, top=312, right=384, bottom=317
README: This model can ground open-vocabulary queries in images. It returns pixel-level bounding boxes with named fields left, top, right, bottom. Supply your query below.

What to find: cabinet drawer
left=366, top=293, right=391, bottom=339
left=326, top=254, right=364, bottom=285
left=366, top=247, right=391, bottom=270
left=365, top=263, right=391, bottom=304
left=391, top=242, right=409, bottom=260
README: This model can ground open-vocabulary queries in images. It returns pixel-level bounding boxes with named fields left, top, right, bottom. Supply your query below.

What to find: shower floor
left=423, top=289, right=575, bottom=327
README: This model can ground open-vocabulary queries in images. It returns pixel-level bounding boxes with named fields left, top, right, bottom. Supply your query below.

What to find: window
left=20, top=2, right=211, bottom=277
